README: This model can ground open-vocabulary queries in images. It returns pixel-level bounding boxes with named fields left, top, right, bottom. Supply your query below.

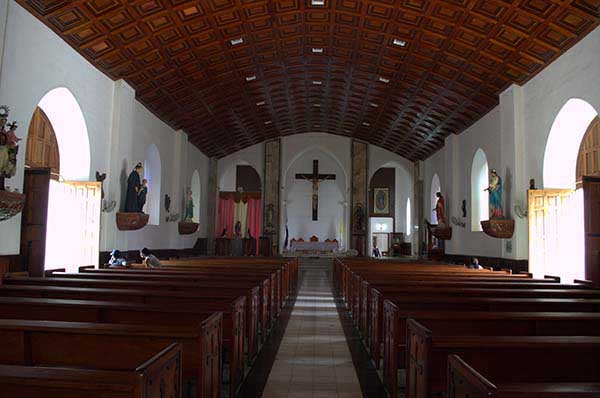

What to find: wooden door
left=20, top=168, right=51, bottom=277
left=583, top=176, right=600, bottom=286
left=25, top=107, right=60, bottom=178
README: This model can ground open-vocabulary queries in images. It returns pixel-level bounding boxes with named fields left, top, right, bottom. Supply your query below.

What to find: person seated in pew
left=108, top=249, right=128, bottom=267
left=469, top=257, right=483, bottom=270
left=140, top=247, right=161, bottom=268
left=372, top=241, right=382, bottom=259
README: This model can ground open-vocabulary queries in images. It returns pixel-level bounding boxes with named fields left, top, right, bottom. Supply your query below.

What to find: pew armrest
left=44, top=268, right=66, bottom=277
left=447, top=355, right=497, bottom=398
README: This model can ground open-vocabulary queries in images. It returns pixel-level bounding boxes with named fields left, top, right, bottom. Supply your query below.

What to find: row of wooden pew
left=0, top=257, right=298, bottom=398
left=333, top=258, right=600, bottom=398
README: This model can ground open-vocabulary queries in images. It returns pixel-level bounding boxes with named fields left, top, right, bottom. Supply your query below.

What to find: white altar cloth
left=290, top=241, right=339, bottom=253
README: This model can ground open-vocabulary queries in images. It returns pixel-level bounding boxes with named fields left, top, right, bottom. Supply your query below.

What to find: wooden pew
left=0, top=343, right=182, bottom=398
left=0, top=318, right=219, bottom=398
left=382, top=308, right=600, bottom=398
left=447, top=355, right=600, bottom=398
left=0, top=297, right=243, bottom=398
left=4, top=275, right=266, bottom=359
left=407, top=319, right=600, bottom=398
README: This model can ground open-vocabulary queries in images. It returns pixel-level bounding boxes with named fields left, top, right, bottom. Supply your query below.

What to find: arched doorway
left=532, top=99, right=599, bottom=283
left=21, top=88, right=99, bottom=276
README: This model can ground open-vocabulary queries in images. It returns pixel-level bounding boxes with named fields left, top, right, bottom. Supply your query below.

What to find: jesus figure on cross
left=295, top=159, right=336, bottom=221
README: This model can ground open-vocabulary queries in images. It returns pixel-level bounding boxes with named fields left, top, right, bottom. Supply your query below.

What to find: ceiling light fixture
left=313, top=103, right=321, bottom=107
left=369, top=102, right=379, bottom=107
left=378, top=77, right=390, bottom=83
left=246, top=75, right=256, bottom=82
left=362, top=122, right=371, bottom=126
left=230, top=37, right=244, bottom=45
left=311, top=0, right=325, bottom=6
left=256, top=101, right=266, bottom=106
left=312, top=48, right=324, bottom=54
left=393, top=38, right=407, bottom=47
left=312, top=80, right=322, bottom=85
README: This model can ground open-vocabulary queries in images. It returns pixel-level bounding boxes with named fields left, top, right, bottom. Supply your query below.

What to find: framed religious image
left=373, top=187, right=389, bottom=215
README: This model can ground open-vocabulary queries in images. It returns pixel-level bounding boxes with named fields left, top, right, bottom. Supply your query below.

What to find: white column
left=499, top=84, right=527, bottom=259
left=100, top=79, right=136, bottom=251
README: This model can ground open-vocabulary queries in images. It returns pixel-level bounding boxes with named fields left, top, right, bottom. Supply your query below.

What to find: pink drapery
left=217, top=197, right=235, bottom=238
left=247, top=198, right=262, bottom=254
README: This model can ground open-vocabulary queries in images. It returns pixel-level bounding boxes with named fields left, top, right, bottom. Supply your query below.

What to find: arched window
left=190, top=170, right=201, bottom=223
left=144, top=144, right=162, bottom=225
left=430, top=174, right=441, bottom=224
left=406, top=198, right=411, bottom=236
left=471, top=148, right=489, bottom=231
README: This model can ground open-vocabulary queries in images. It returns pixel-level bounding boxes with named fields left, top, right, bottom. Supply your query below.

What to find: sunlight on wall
left=38, top=88, right=90, bottom=181
left=406, top=198, right=411, bottom=236
left=430, top=174, right=441, bottom=224
left=544, top=99, right=598, bottom=189
left=191, top=169, right=201, bottom=223
left=471, top=149, right=489, bottom=231
left=144, top=144, right=162, bottom=225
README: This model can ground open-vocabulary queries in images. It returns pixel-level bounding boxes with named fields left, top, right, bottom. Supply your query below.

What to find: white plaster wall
left=217, top=142, right=263, bottom=192
left=424, top=107, right=503, bottom=258
left=423, top=25, right=600, bottom=261
left=0, top=2, right=209, bottom=254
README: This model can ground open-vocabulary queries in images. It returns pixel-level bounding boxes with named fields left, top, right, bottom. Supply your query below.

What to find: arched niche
left=544, top=98, right=599, bottom=189
left=35, top=87, right=91, bottom=181
left=143, top=144, right=162, bottom=225
left=190, top=169, right=201, bottom=223
left=430, top=174, right=441, bottom=224
left=471, top=149, right=489, bottom=231
left=284, top=147, right=346, bottom=244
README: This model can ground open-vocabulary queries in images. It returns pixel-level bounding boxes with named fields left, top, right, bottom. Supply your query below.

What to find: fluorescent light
left=312, top=80, right=322, bottom=85
left=378, top=77, right=390, bottom=83
left=246, top=75, right=256, bottom=82
left=264, top=120, right=272, bottom=125
left=393, top=38, right=407, bottom=47
left=256, top=101, right=265, bottom=106
left=311, top=0, right=325, bottom=5
left=230, top=37, right=244, bottom=45
left=312, top=48, right=324, bottom=53
left=313, top=103, right=321, bottom=107
left=369, top=102, right=379, bottom=108
left=362, top=122, right=371, bottom=126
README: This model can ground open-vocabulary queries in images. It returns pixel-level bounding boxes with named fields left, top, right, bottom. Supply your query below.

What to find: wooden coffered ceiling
left=17, top=1, right=600, bottom=160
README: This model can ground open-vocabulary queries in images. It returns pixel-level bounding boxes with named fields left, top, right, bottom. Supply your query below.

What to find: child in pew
left=108, top=249, right=128, bottom=267
left=140, top=247, right=161, bottom=268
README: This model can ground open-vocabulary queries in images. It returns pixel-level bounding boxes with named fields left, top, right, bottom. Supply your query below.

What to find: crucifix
left=295, top=159, right=336, bottom=221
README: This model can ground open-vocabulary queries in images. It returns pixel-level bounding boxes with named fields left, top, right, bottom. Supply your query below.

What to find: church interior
left=0, top=1, right=599, bottom=397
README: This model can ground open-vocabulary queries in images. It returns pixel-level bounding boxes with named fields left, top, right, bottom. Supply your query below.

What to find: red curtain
left=217, top=197, right=235, bottom=238
left=247, top=198, right=262, bottom=254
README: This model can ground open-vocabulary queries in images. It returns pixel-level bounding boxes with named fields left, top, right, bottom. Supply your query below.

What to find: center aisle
left=261, top=266, right=363, bottom=398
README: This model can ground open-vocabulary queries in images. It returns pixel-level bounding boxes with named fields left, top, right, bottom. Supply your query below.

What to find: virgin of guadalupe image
left=375, top=190, right=386, bottom=211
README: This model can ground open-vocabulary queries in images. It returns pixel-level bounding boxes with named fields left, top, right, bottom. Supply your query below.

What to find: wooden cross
left=295, top=159, right=336, bottom=221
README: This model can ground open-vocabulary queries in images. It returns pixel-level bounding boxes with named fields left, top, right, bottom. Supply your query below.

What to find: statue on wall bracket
left=426, top=191, right=452, bottom=240
left=178, top=187, right=198, bottom=235
left=481, top=168, right=514, bottom=239
left=116, top=162, right=149, bottom=231
left=0, top=105, right=25, bottom=222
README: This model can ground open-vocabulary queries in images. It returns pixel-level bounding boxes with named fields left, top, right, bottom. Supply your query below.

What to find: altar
left=289, top=240, right=339, bottom=253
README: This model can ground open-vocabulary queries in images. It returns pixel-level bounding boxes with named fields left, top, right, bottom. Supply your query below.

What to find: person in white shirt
left=140, top=247, right=161, bottom=268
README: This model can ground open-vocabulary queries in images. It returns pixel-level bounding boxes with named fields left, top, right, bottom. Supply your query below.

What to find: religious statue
left=183, top=189, right=194, bottom=222
left=164, top=194, right=171, bottom=213
left=265, top=203, right=275, bottom=230
left=353, top=203, right=365, bottom=231
left=433, top=192, right=447, bottom=227
left=95, top=171, right=107, bottom=199
left=461, top=199, right=467, bottom=218
left=234, top=220, right=242, bottom=237
left=0, top=106, right=21, bottom=191
left=137, top=179, right=148, bottom=213
left=295, top=159, right=336, bottom=221
left=485, top=169, right=503, bottom=219
left=124, top=162, right=143, bottom=212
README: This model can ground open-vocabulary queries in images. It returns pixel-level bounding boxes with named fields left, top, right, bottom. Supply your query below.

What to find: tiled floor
left=261, top=268, right=363, bottom=398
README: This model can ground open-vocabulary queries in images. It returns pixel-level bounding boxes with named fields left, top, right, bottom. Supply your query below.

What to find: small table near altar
left=290, top=241, right=339, bottom=254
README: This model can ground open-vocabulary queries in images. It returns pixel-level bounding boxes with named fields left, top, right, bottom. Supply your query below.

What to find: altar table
left=290, top=241, right=339, bottom=253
